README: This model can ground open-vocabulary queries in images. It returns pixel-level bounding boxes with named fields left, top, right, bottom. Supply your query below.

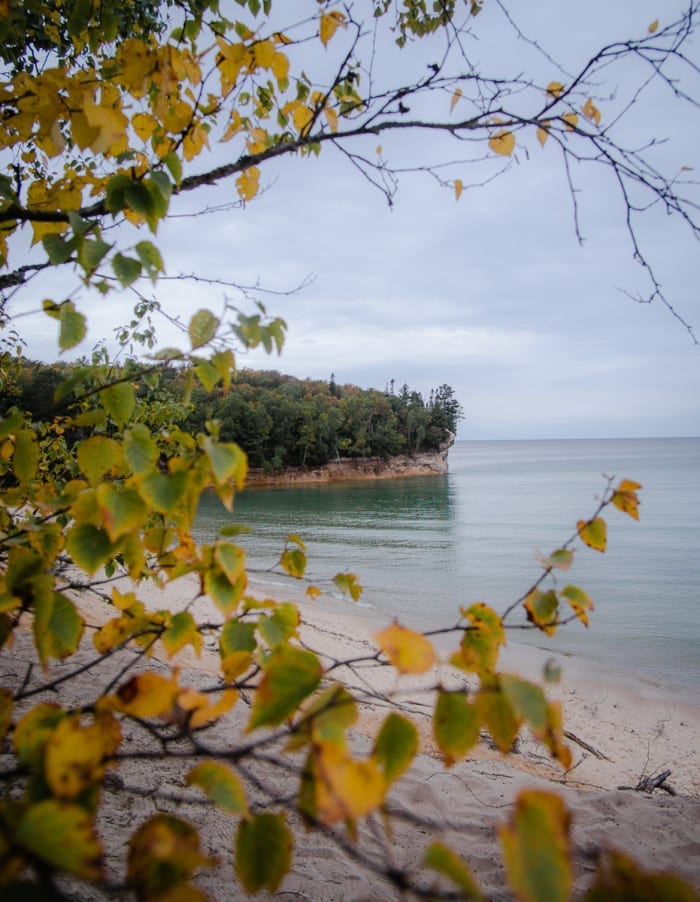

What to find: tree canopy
left=0, top=1, right=698, bottom=898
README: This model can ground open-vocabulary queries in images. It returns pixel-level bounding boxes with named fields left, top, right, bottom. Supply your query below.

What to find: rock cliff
left=245, top=433, right=455, bottom=487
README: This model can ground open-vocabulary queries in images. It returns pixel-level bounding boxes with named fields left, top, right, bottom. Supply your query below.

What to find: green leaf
left=220, top=620, right=257, bottom=656
left=577, top=516, right=607, bottom=552
left=135, top=240, right=164, bottom=282
left=162, top=152, right=183, bottom=185
left=560, top=584, right=594, bottom=627
left=65, top=524, right=115, bottom=575
left=16, top=800, right=102, bottom=880
left=333, top=571, right=362, bottom=601
left=79, top=238, right=112, bottom=273
left=13, top=430, right=38, bottom=484
left=46, top=301, right=87, bottom=351
left=124, top=424, right=158, bottom=475
left=214, top=543, right=246, bottom=585
left=201, top=436, right=247, bottom=487
left=451, top=603, right=504, bottom=677
left=280, top=548, right=306, bottom=579
left=258, top=603, right=300, bottom=647
left=45, top=593, right=85, bottom=660
left=248, top=645, right=323, bottom=730
left=96, top=483, right=148, bottom=542
left=499, top=790, right=571, bottom=902
left=424, top=841, right=482, bottom=898
left=42, top=233, right=73, bottom=264
left=13, top=702, right=64, bottom=767
left=100, top=382, right=135, bottom=427
left=77, top=436, right=122, bottom=485
left=434, top=691, right=480, bottom=766
left=235, top=813, right=292, bottom=894
left=477, top=678, right=520, bottom=753
left=187, top=761, right=248, bottom=816
left=204, top=565, right=246, bottom=617
left=162, top=611, right=201, bottom=657
left=112, top=253, right=142, bottom=287
left=127, top=813, right=214, bottom=894
left=138, top=471, right=189, bottom=514
left=373, top=713, right=418, bottom=783
left=523, top=588, right=559, bottom=636
left=500, top=675, right=548, bottom=733
left=587, top=848, right=697, bottom=901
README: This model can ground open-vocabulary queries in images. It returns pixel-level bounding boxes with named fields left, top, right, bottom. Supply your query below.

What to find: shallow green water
left=194, top=438, right=700, bottom=696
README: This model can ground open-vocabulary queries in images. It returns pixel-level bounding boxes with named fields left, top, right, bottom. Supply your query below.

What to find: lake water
left=194, top=438, right=700, bottom=699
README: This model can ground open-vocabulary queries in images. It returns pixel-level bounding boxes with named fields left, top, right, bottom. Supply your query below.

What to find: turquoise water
left=194, top=438, right=700, bottom=696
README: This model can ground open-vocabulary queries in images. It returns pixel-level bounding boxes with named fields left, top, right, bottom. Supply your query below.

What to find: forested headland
left=1, top=359, right=463, bottom=473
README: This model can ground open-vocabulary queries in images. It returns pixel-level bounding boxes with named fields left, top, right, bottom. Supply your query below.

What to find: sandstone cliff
left=245, top=433, right=455, bottom=487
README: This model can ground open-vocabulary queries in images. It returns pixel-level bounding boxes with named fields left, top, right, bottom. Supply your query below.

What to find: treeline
left=1, top=360, right=463, bottom=472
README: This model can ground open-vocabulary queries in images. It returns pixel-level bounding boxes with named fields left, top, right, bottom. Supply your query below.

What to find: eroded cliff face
left=245, top=432, right=455, bottom=487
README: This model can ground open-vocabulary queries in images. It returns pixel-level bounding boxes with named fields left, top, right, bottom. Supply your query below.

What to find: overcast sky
left=11, top=0, right=700, bottom=440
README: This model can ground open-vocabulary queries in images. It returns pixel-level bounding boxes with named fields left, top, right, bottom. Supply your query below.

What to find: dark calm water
left=194, top=438, right=700, bottom=696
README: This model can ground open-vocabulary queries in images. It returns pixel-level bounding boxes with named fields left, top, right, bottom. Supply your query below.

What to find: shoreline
left=245, top=449, right=451, bottom=487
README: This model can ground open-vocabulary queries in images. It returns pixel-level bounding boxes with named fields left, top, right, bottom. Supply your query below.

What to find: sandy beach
left=6, top=570, right=699, bottom=899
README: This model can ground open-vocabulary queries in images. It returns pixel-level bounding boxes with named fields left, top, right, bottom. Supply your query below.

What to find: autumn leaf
left=187, top=761, right=248, bottom=816
left=582, top=98, right=601, bottom=125
left=311, top=742, right=386, bottom=823
left=450, top=87, right=462, bottom=111
left=434, top=690, right=480, bottom=766
left=489, top=129, right=515, bottom=156
left=247, top=645, right=323, bottom=730
left=454, top=178, right=464, bottom=201
left=611, top=478, right=642, bottom=520
left=648, top=19, right=660, bottom=34
left=562, top=112, right=579, bottom=130
left=374, top=622, right=436, bottom=674
left=424, top=842, right=482, bottom=898
left=500, top=790, right=572, bottom=902
left=546, top=81, right=565, bottom=98
left=537, top=122, right=550, bottom=147
left=319, top=10, right=346, bottom=47
left=235, top=813, right=292, bottom=893
left=577, top=516, right=607, bottom=552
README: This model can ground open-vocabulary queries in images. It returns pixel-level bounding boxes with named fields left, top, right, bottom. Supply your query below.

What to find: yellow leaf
left=271, top=51, right=290, bottom=82
left=115, top=671, right=180, bottom=718
left=582, top=98, right=601, bottom=125
left=451, top=603, right=505, bottom=677
left=132, top=113, right=159, bottom=142
left=292, top=104, right=314, bottom=135
left=374, top=622, right=436, bottom=674
left=500, top=790, right=572, bottom=902
left=577, top=516, right=607, bottom=552
left=174, top=687, right=238, bottom=729
left=454, top=178, right=463, bottom=201
left=325, top=106, right=338, bottom=133
left=546, top=82, right=565, bottom=98
left=253, top=40, right=276, bottom=68
left=648, top=19, right=660, bottom=34
left=537, top=121, right=550, bottom=146
left=45, top=714, right=121, bottom=799
left=312, top=742, right=386, bottom=823
left=319, top=10, right=346, bottom=47
left=376, top=145, right=382, bottom=155
left=489, top=129, right=515, bottom=156
left=611, top=478, right=642, bottom=520
left=450, top=88, right=462, bottom=112
left=83, top=99, right=128, bottom=156
left=236, top=166, right=260, bottom=202
left=562, top=112, right=579, bottom=131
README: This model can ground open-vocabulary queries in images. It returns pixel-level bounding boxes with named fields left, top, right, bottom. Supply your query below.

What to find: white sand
left=7, top=570, right=699, bottom=899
